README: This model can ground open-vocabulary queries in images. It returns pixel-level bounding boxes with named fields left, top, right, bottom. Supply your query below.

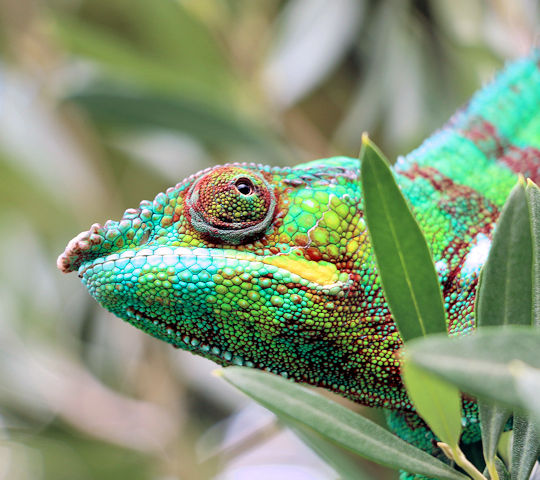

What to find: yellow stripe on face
left=262, top=254, right=340, bottom=285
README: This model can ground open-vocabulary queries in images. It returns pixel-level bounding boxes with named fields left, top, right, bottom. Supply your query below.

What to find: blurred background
left=0, top=0, right=538, bottom=478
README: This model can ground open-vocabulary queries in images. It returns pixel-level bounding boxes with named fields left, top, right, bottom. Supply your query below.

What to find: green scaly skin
left=58, top=52, right=540, bottom=474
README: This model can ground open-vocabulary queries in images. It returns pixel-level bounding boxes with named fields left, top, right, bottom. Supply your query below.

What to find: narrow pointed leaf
left=477, top=180, right=533, bottom=327
left=220, top=367, right=468, bottom=480
left=526, top=180, right=540, bottom=327
left=359, top=135, right=446, bottom=341
left=474, top=177, right=539, bottom=477
left=497, top=431, right=512, bottom=467
left=405, top=327, right=540, bottom=409
left=483, top=457, right=510, bottom=480
left=478, top=401, right=511, bottom=472
left=510, top=414, right=540, bottom=480
left=512, top=361, right=540, bottom=433
left=401, top=359, right=462, bottom=448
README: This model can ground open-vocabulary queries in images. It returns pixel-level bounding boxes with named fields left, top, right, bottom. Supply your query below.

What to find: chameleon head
left=58, top=158, right=406, bottom=408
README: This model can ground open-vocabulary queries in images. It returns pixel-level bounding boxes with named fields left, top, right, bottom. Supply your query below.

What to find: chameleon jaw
left=77, top=246, right=351, bottom=377
left=76, top=245, right=355, bottom=370
left=124, top=306, right=258, bottom=368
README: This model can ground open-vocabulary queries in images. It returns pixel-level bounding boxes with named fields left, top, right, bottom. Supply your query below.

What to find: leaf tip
left=361, top=131, right=370, bottom=145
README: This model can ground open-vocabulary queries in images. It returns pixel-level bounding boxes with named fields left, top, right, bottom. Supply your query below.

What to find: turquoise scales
left=58, top=51, right=540, bottom=461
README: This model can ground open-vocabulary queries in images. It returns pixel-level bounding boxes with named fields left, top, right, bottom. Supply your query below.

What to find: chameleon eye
left=234, top=178, right=254, bottom=196
left=186, top=166, right=276, bottom=244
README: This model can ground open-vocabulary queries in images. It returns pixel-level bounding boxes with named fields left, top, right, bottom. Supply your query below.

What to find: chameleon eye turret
left=185, top=166, right=276, bottom=245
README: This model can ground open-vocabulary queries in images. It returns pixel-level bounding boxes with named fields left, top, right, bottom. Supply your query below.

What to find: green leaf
left=405, top=327, right=540, bottom=409
left=476, top=180, right=533, bottom=327
left=478, top=401, right=511, bottom=475
left=359, top=135, right=447, bottom=341
left=510, top=414, right=540, bottom=480
left=219, top=367, right=468, bottom=480
left=511, top=361, right=540, bottom=433
left=474, top=263, right=509, bottom=478
left=474, top=176, right=539, bottom=479
left=497, top=431, right=512, bottom=467
left=526, top=180, right=540, bottom=327
left=483, top=457, right=510, bottom=480
left=401, top=359, right=462, bottom=449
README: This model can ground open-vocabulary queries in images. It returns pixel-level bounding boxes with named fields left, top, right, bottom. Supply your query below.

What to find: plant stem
left=437, top=442, right=488, bottom=480
left=486, top=460, right=500, bottom=480
left=453, top=446, right=488, bottom=480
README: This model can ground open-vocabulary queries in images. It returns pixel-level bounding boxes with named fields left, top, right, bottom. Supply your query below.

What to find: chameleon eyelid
left=185, top=168, right=277, bottom=244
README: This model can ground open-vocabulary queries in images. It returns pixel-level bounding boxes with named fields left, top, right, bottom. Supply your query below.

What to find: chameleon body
left=59, top=52, right=540, bottom=470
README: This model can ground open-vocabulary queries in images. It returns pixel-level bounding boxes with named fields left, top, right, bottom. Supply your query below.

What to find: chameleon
left=58, top=51, right=540, bottom=476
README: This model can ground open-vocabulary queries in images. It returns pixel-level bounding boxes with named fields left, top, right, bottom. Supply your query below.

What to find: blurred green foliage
left=0, top=0, right=538, bottom=478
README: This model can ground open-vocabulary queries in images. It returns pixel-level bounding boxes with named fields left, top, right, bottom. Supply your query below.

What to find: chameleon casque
left=58, top=51, right=540, bottom=475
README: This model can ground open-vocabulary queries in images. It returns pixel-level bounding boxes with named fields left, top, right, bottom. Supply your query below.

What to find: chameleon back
left=393, top=50, right=540, bottom=338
